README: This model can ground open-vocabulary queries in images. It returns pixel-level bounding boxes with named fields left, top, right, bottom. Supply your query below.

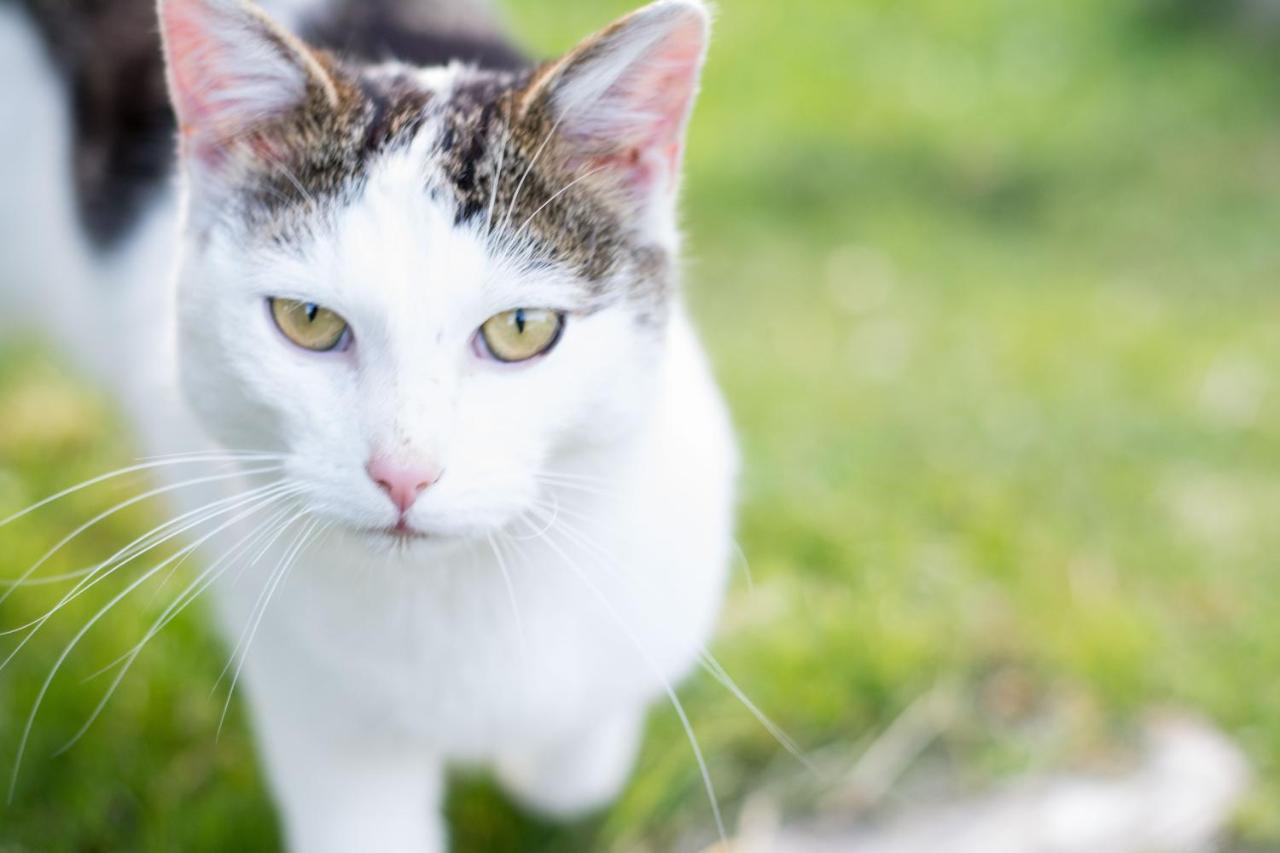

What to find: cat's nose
left=366, top=457, right=442, bottom=514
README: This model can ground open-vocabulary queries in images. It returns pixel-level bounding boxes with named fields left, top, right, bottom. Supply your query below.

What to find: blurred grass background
left=3, top=0, right=1280, bottom=849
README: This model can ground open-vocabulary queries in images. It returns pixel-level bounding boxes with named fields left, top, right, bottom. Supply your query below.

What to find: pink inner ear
left=561, top=13, right=707, bottom=196
left=160, top=0, right=306, bottom=160
left=623, top=29, right=704, bottom=149
left=163, top=3, right=233, bottom=135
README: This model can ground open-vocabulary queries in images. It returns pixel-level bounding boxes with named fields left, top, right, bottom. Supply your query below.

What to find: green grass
left=4, top=0, right=1280, bottom=848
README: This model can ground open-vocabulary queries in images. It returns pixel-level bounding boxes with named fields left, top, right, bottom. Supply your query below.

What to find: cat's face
left=159, top=0, right=708, bottom=545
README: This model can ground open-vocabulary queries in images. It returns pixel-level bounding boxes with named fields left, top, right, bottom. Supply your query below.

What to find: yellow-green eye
left=270, top=298, right=351, bottom=352
left=478, top=308, right=564, bottom=363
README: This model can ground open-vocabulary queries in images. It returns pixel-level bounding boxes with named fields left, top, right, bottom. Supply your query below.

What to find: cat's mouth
left=356, top=520, right=432, bottom=543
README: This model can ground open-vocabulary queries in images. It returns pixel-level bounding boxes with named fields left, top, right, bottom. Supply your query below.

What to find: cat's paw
left=495, top=710, right=645, bottom=818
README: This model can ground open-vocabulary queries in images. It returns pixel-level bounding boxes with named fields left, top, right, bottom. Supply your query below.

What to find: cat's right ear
left=157, top=0, right=337, bottom=175
left=515, top=0, right=711, bottom=226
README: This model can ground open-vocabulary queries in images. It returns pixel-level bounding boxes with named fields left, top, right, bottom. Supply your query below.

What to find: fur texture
left=0, top=1, right=735, bottom=849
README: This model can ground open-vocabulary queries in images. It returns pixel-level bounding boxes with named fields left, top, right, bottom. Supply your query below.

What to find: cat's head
left=157, top=0, right=709, bottom=546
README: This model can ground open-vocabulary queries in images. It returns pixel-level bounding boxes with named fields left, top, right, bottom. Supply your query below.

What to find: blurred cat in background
left=0, top=0, right=736, bottom=849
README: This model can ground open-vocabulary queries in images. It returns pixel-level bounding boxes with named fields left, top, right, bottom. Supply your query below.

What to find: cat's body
left=0, top=0, right=735, bottom=849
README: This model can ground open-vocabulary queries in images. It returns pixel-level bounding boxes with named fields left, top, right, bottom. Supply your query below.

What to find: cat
left=0, top=0, right=737, bottom=850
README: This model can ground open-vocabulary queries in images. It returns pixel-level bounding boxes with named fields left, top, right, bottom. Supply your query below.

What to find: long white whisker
left=215, top=514, right=325, bottom=732
left=526, top=496, right=597, bottom=528
left=211, top=511, right=311, bottom=698
left=510, top=518, right=727, bottom=844
left=534, top=469, right=614, bottom=486
left=532, top=476, right=615, bottom=500
left=526, top=502, right=813, bottom=772
left=0, top=456, right=283, bottom=532
left=486, top=533, right=530, bottom=688
left=83, top=502, right=301, bottom=686
left=58, top=499, right=300, bottom=755
left=228, top=505, right=312, bottom=591
left=216, top=517, right=325, bottom=739
left=697, top=652, right=816, bottom=773
left=0, top=567, right=100, bottom=589
left=498, top=116, right=563, bottom=237
left=0, top=464, right=285, bottom=607
left=133, top=449, right=285, bottom=463
left=497, top=56, right=642, bottom=244
left=7, top=490, right=290, bottom=801
left=0, top=484, right=302, bottom=704
left=512, top=164, right=609, bottom=240
left=0, top=492, right=302, bottom=772
left=140, top=538, right=203, bottom=610
left=484, top=120, right=509, bottom=235
left=0, top=480, right=298, bottom=642
left=508, top=491, right=561, bottom=541
left=268, top=156, right=319, bottom=210
left=732, top=540, right=755, bottom=592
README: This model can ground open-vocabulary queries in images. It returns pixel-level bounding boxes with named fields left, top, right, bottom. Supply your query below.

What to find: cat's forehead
left=245, top=60, right=643, bottom=287
left=239, top=59, right=450, bottom=236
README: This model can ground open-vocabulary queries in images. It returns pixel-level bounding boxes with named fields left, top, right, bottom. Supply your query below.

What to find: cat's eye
left=269, top=298, right=351, bottom=352
left=477, top=309, right=564, bottom=363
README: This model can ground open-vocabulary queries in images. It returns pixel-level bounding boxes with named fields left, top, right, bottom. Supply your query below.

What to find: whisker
left=7, top=489, right=291, bottom=801
left=732, top=540, right=755, bottom=593
left=495, top=60, right=638, bottom=244
left=275, top=167, right=318, bottom=209
left=58, top=499, right=301, bottom=755
left=211, top=511, right=312, bottom=698
left=0, top=480, right=298, bottom=640
left=0, top=567, right=101, bottom=589
left=484, top=120, right=510, bottom=236
left=532, top=475, right=615, bottom=501
left=0, top=456, right=283, bottom=532
left=508, top=491, right=561, bottom=542
left=140, top=538, right=202, bottom=610
left=0, top=464, right=285, bottom=607
left=486, top=532, right=530, bottom=689
left=0, top=483, right=301, bottom=699
left=697, top=652, right=816, bottom=773
left=508, top=518, right=727, bottom=845
left=83, top=502, right=301, bottom=686
left=525, top=503, right=814, bottom=772
left=216, top=517, right=326, bottom=739
left=497, top=116, right=562, bottom=238
left=133, top=449, right=286, bottom=463
left=535, top=469, right=614, bottom=486
left=511, top=164, right=609, bottom=241
left=227, top=505, right=312, bottom=591
left=526, top=496, right=595, bottom=527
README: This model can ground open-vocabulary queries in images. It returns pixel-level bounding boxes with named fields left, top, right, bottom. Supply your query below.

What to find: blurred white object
left=722, top=715, right=1248, bottom=853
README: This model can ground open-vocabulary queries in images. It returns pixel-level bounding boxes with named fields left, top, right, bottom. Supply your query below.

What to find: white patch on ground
left=710, top=715, right=1247, bottom=853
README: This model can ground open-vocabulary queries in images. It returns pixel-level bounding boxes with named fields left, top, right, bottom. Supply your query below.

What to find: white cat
left=0, top=0, right=736, bottom=849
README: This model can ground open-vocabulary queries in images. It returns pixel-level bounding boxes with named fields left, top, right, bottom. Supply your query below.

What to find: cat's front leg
left=495, top=708, right=646, bottom=818
left=244, top=674, right=445, bottom=853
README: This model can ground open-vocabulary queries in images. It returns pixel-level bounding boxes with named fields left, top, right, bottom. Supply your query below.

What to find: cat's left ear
left=518, top=0, right=710, bottom=224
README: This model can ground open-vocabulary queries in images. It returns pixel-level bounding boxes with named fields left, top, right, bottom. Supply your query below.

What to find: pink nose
left=366, top=457, right=441, bottom=514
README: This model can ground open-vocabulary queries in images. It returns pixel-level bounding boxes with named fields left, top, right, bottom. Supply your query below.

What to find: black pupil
left=515, top=309, right=526, bottom=334
left=304, top=303, right=319, bottom=322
